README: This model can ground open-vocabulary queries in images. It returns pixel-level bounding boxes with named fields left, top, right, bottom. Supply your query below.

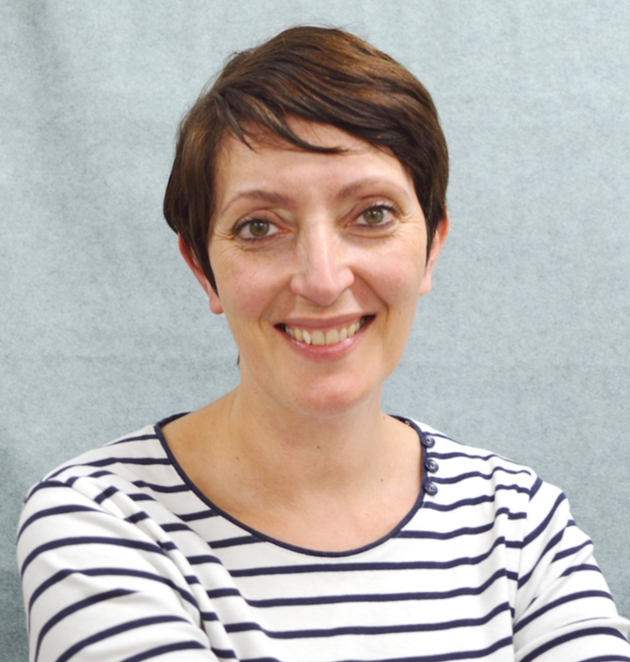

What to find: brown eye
left=362, top=208, right=385, bottom=225
left=249, top=220, right=271, bottom=237
left=235, top=218, right=279, bottom=240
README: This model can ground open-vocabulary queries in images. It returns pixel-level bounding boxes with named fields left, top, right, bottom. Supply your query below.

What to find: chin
left=280, top=376, right=383, bottom=420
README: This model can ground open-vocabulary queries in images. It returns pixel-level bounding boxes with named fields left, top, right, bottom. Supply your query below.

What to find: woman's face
left=186, top=119, right=447, bottom=418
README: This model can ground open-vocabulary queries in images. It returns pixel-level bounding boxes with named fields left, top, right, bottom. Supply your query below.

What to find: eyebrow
left=220, top=177, right=410, bottom=216
left=220, top=190, right=291, bottom=215
left=335, top=178, right=407, bottom=201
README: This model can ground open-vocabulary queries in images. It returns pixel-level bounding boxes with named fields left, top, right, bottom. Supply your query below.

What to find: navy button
left=425, top=482, right=438, bottom=495
left=425, top=459, right=439, bottom=473
left=422, top=435, right=436, bottom=448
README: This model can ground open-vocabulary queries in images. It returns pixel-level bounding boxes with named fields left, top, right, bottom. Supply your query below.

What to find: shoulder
left=22, top=423, right=165, bottom=499
left=410, top=418, right=543, bottom=496
left=408, top=418, right=573, bottom=552
left=16, top=422, right=212, bottom=661
left=16, top=419, right=200, bottom=604
left=17, top=421, right=184, bottom=547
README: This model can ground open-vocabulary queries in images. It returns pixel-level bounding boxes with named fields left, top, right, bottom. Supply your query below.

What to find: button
left=422, top=435, right=436, bottom=448
left=425, top=459, right=439, bottom=473
left=424, top=482, right=438, bottom=496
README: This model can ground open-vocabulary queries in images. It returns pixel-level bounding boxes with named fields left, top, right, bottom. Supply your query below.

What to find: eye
left=234, top=218, right=279, bottom=240
left=356, top=204, right=398, bottom=227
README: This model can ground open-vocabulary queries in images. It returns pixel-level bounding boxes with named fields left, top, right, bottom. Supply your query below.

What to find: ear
left=178, top=235, right=224, bottom=314
left=419, top=210, right=449, bottom=297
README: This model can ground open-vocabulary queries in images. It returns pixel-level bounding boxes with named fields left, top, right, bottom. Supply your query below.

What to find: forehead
left=214, top=120, right=415, bottom=212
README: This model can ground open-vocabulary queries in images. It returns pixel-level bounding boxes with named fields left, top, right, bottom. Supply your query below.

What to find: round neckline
left=155, top=413, right=438, bottom=558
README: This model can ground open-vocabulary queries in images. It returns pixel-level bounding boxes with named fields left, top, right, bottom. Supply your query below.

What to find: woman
left=18, top=26, right=630, bottom=662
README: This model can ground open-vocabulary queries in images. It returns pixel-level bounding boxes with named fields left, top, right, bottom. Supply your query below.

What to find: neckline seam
left=154, top=414, right=437, bottom=559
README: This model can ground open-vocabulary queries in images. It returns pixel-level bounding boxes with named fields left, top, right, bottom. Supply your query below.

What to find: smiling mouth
left=280, top=316, right=371, bottom=346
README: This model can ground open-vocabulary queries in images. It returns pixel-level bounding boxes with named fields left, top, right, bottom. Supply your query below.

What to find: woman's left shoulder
left=407, top=417, right=543, bottom=496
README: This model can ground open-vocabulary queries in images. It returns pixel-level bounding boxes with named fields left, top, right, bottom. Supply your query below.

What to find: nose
left=290, top=223, right=354, bottom=306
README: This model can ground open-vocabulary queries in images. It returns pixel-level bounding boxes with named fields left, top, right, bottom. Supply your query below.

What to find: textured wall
left=2, top=1, right=629, bottom=659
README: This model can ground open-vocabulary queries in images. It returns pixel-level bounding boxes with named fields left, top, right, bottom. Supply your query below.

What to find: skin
left=164, top=119, right=448, bottom=552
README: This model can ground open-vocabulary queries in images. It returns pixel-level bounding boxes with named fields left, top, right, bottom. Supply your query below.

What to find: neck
left=163, top=370, right=421, bottom=551
left=219, top=377, right=390, bottom=498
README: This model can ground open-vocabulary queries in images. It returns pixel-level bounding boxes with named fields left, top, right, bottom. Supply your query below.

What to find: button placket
left=420, top=432, right=438, bottom=495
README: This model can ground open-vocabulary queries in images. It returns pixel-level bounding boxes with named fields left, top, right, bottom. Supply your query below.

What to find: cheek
left=362, top=243, right=426, bottom=308
left=211, top=254, right=287, bottom=322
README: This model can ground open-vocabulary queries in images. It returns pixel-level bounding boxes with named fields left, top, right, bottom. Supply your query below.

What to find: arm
left=513, top=477, right=630, bottom=661
left=17, top=478, right=218, bottom=662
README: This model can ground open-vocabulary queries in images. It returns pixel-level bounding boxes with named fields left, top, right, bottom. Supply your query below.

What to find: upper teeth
left=285, top=318, right=366, bottom=345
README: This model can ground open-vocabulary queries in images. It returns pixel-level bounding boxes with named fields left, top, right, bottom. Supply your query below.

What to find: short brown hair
left=164, top=26, right=449, bottom=292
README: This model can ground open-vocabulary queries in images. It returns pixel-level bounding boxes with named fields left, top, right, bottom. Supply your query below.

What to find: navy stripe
left=225, top=602, right=510, bottom=638
left=529, top=476, right=543, bottom=499
left=56, top=615, right=189, bottom=662
left=89, top=456, right=171, bottom=468
left=25, top=480, right=70, bottom=498
left=95, top=485, right=119, bottom=504
left=423, top=484, right=530, bottom=513
left=242, top=636, right=513, bottom=662
left=202, top=568, right=507, bottom=608
left=161, top=522, right=193, bottom=532
left=130, top=493, right=157, bottom=502
left=87, top=470, right=117, bottom=479
left=45, top=456, right=169, bottom=480
left=34, top=589, right=135, bottom=662
left=212, top=535, right=262, bottom=549
left=21, top=536, right=166, bottom=576
left=399, top=506, right=525, bottom=539
left=523, top=492, right=566, bottom=546
left=17, top=504, right=101, bottom=540
left=187, top=554, right=222, bottom=565
left=180, top=509, right=220, bottom=522
left=245, top=569, right=507, bottom=607
left=109, top=433, right=161, bottom=445
left=514, top=590, right=614, bottom=634
left=578, top=657, right=630, bottom=661
left=430, top=448, right=522, bottom=465
left=126, top=512, right=150, bottom=525
left=120, top=640, right=208, bottom=662
left=200, top=611, right=220, bottom=622
left=211, top=646, right=239, bottom=658
left=432, top=466, right=531, bottom=485
left=231, top=536, right=508, bottom=577
left=132, top=480, right=189, bottom=493
left=553, top=539, right=592, bottom=562
left=520, top=626, right=629, bottom=662
left=207, top=588, right=242, bottom=599
left=28, top=567, right=201, bottom=617
left=561, top=563, right=602, bottom=578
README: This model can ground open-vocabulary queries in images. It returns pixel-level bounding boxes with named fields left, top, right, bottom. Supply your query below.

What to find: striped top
left=17, top=416, right=630, bottom=662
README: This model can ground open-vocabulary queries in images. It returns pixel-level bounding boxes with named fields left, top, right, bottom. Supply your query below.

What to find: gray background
left=2, top=1, right=628, bottom=659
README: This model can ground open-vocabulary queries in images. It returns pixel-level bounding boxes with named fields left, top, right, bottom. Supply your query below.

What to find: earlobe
left=178, top=235, right=224, bottom=314
left=419, top=210, right=449, bottom=297
left=208, top=289, right=224, bottom=315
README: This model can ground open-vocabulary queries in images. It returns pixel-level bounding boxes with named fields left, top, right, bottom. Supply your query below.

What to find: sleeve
left=513, top=477, right=630, bottom=661
left=17, top=479, right=218, bottom=662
